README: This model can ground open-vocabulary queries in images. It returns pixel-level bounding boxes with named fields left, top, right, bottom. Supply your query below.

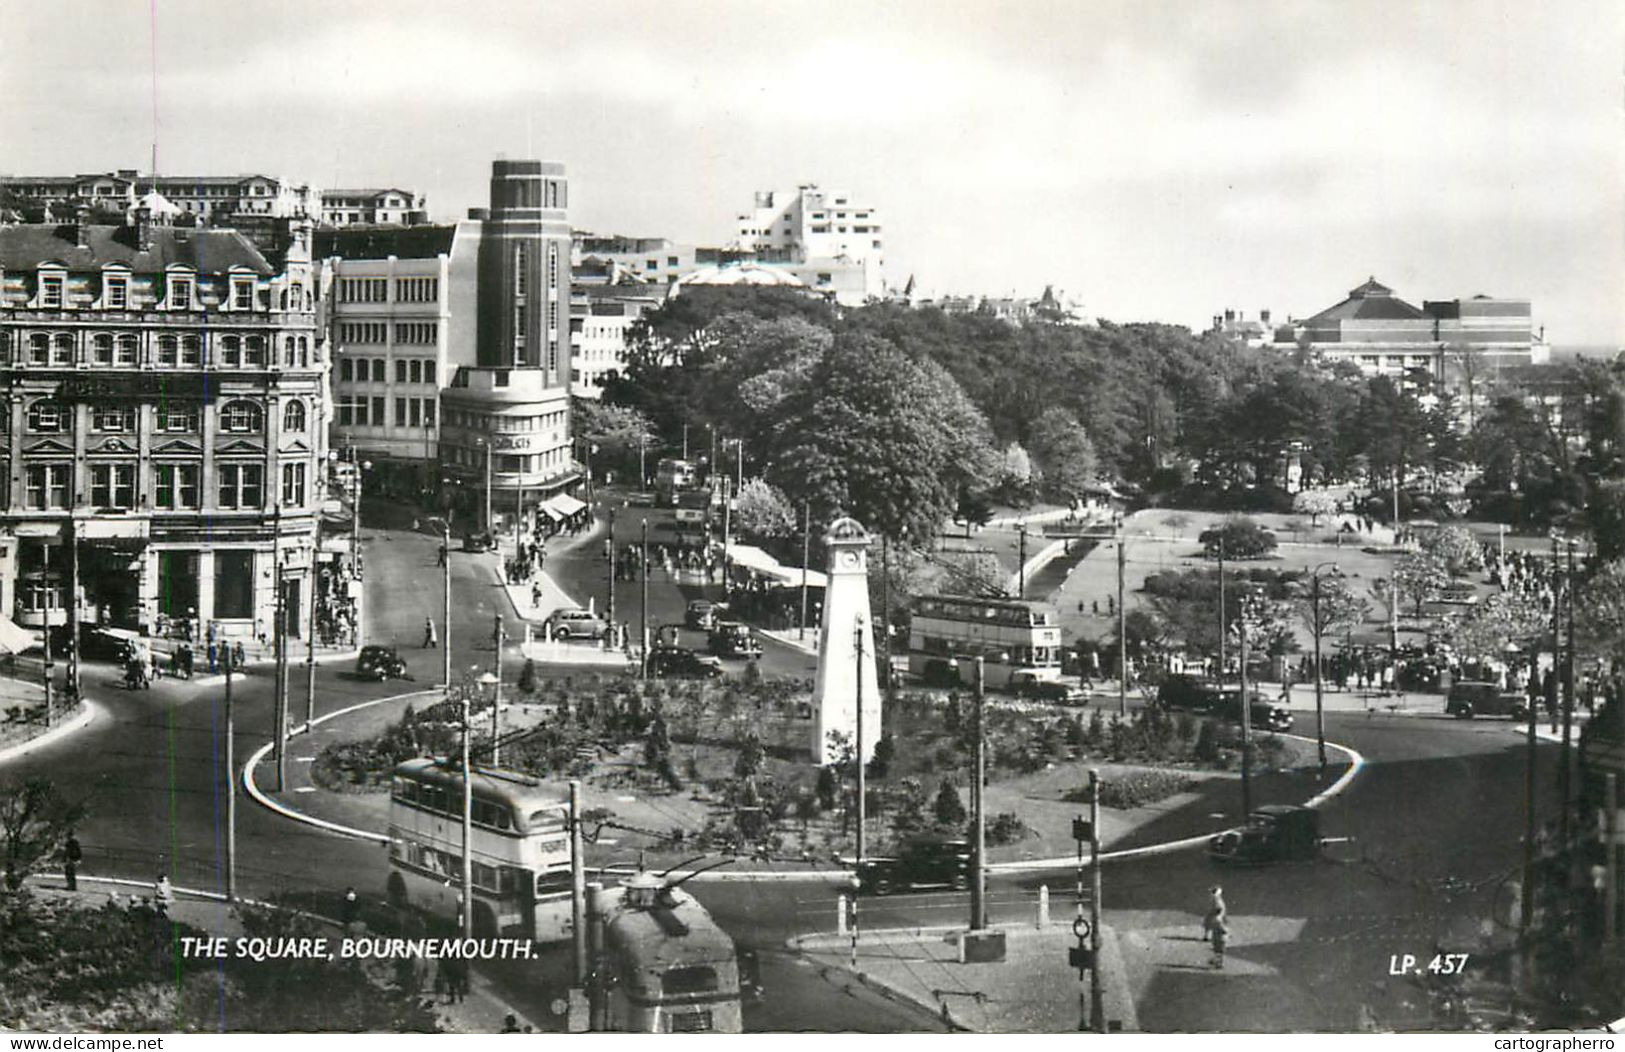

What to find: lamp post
left=223, top=643, right=237, bottom=901
left=487, top=613, right=504, bottom=765
left=460, top=672, right=474, bottom=938
left=1236, top=591, right=1258, bottom=817
left=442, top=520, right=453, bottom=689
left=639, top=519, right=649, bottom=678
left=854, top=613, right=867, bottom=868
left=483, top=440, right=494, bottom=538
left=1308, top=562, right=1340, bottom=774
left=479, top=669, right=500, bottom=767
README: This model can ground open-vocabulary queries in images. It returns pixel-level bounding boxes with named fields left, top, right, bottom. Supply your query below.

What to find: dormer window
left=168, top=274, right=194, bottom=311
left=40, top=274, right=64, bottom=309
left=231, top=277, right=254, bottom=311
left=104, top=274, right=128, bottom=310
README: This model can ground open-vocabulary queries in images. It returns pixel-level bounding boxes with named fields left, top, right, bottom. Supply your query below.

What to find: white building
left=733, top=185, right=885, bottom=304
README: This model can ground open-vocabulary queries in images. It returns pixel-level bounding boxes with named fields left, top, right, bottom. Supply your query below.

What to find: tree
left=731, top=478, right=797, bottom=540
left=866, top=733, right=895, bottom=780
left=1575, top=558, right=1625, bottom=665
left=643, top=713, right=672, bottom=772
left=1292, top=489, right=1338, bottom=527
left=1199, top=517, right=1277, bottom=559
left=1296, top=573, right=1370, bottom=642
left=733, top=734, right=765, bottom=781
left=1026, top=407, right=1097, bottom=502
left=571, top=398, right=656, bottom=482
left=954, top=488, right=994, bottom=540
left=932, top=779, right=967, bottom=827
left=1447, top=591, right=1547, bottom=660
left=1393, top=550, right=1451, bottom=616
left=1420, top=524, right=1484, bottom=577
left=995, top=443, right=1035, bottom=504
left=815, top=766, right=839, bottom=812
left=0, top=779, right=86, bottom=891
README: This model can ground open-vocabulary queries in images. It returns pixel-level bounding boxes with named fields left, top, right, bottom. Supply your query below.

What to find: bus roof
left=913, top=594, right=1058, bottom=614
left=393, top=757, right=571, bottom=809
left=604, top=886, right=738, bottom=969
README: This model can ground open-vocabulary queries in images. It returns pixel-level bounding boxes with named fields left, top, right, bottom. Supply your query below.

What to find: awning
left=548, top=493, right=587, bottom=518
left=0, top=614, right=34, bottom=655
left=536, top=503, right=565, bottom=522
left=723, top=543, right=827, bottom=588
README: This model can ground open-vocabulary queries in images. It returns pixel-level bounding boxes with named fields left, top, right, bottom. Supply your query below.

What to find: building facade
left=1, top=171, right=320, bottom=225
left=1277, top=277, right=1549, bottom=384
left=0, top=213, right=326, bottom=643
left=320, top=189, right=428, bottom=228
left=734, top=185, right=885, bottom=304
left=569, top=282, right=662, bottom=400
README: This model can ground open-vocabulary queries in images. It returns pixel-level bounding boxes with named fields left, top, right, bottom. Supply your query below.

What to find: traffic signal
left=1068, top=943, right=1094, bottom=973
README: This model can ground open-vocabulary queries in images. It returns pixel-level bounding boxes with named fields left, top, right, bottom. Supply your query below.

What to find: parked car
left=544, top=608, right=610, bottom=642
left=858, top=838, right=974, bottom=895
left=708, top=621, right=762, bottom=659
left=1445, top=681, right=1529, bottom=720
left=1210, top=689, right=1294, bottom=732
left=1158, top=673, right=1222, bottom=712
left=1014, top=677, right=1089, bottom=706
left=685, top=600, right=721, bottom=631
left=648, top=645, right=723, bottom=679
left=1209, top=805, right=1323, bottom=864
left=461, top=532, right=494, bottom=553
left=356, top=645, right=413, bottom=682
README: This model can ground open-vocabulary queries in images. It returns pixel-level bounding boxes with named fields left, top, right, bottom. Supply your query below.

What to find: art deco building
left=0, top=208, right=326, bottom=643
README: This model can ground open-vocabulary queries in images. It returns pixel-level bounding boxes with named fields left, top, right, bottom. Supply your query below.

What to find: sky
left=2, top=0, right=1621, bottom=345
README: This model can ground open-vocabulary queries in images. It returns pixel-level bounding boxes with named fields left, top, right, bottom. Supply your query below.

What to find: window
left=394, top=321, right=437, bottom=345
left=231, top=278, right=254, bottom=310
left=92, top=333, right=114, bottom=366
left=282, top=400, right=306, bottom=432
left=52, top=334, right=73, bottom=365
left=213, top=550, right=254, bottom=618
left=373, top=357, right=385, bottom=379
left=338, top=321, right=388, bottom=344
left=25, top=464, right=70, bottom=509
left=40, top=274, right=64, bottom=309
left=371, top=396, right=384, bottom=422
left=28, top=334, right=48, bottom=365
left=156, top=402, right=199, bottom=432
left=280, top=462, right=306, bottom=506
left=168, top=275, right=193, bottom=310
left=424, top=361, right=436, bottom=385
left=409, top=360, right=422, bottom=384
left=338, top=278, right=388, bottom=303
left=339, top=358, right=353, bottom=383
left=219, top=336, right=241, bottom=368
left=219, top=400, right=263, bottom=433
left=408, top=398, right=421, bottom=427
left=157, top=335, right=178, bottom=367
left=514, top=244, right=528, bottom=295
left=180, top=335, right=202, bottom=367
left=27, top=401, right=66, bottom=433
left=395, top=397, right=407, bottom=427
left=396, top=359, right=408, bottom=384
left=92, top=404, right=136, bottom=432
left=425, top=397, right=436, bottom=427
left=282, top=336, right=297, bottom=367
left=217, top=464, right=263, bottom=509
left=244, top=336, right=265, bottom=367
left=396, top=277, right=438, bottom=302
left=90, top=463, right=136, bottom=509
left=105, top=275, right=128, bottom=309
left=115, top=334, right=138, bottom=366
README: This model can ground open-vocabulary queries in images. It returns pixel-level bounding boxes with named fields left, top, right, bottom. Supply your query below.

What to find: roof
left=315, top=224, right=458, bottom=260
left=677, top=261, right=807, bottom=289
left=1300, top=275, right=1426, bottom=326
left=322, top=188, right=416, bottom=200
left=0, top=223, right=273, bottom=274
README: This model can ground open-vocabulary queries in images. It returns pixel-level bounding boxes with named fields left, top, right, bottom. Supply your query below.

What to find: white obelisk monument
left=811, top=516, right=882, bottom=765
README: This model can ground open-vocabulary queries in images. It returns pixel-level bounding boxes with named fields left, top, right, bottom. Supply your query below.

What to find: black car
left=1014, top=677, right=1089, bottom=705
left=858, top=838, right=974, bottom=895
left=648, top=645, right=724, bottom=679
left=1209, top=689, right=1293, bottom=732
left=1208, top=805, right=1322, bottom=864
left=1157, top=673, right=1222, bottom=712
left=356, top=645, right=412, bottom=681
left=461, top=532, right=494, bottom=553
left=707, top=621, right=762, bottom=659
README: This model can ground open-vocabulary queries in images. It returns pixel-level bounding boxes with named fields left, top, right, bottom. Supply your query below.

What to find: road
left=2, top=500, right=1564, bottom=1031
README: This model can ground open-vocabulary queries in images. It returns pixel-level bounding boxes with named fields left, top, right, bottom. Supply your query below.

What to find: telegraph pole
left=40, top=542, right=53, bottom=718
left=460, top=675, right=474, bottom=938
left=224, top=647, right=237, bottom=901
left=272, top=506, right=288, bottom=794
left=1238, top=597, right=1253, bottom=817
left=639, top=519, right=649, bottom=677
left=484, top=442, right=494, bottom=537
left=570, top=779, right=587, bottom=984
left=1089, top=768, right=1104, bottom=1033
left=491, top=614, right=504, bottom=767
left=606, top=507, right=617, bottom=634
left=1561, top=539, right=1576, bottom=849
left=799, top=501, right=811, bottom=640
left=855, top=614, right=867, bottom=868
left=1311, top=571, right=1327, bottom=772
left=67, top=522, right=80, bottom=704
left=1018, top=524, right=1028, bottom=599
left=305, top=526, right=320, bottom=731
left=721, top=477, right=733, bottom=598
left=1117, top=530, right=1127, bottom=717
left=971, top=656, right=986, bottom=930
left=881, top=534, right=891, bottom=703
left=442, top=522, right=452, bottom=689
left=1216, top=539, right=1226, bottom=683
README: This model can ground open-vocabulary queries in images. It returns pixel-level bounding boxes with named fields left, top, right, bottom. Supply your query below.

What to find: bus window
left=663, top=966, right=719, bottom=996
left=529, top=808, right=567, bottom=830
left=536, top=870, right=573, bottom=897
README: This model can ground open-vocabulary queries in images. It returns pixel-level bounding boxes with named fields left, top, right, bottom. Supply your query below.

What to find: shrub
left=1193, top=719, right=1221, bottom=763
left=1092, top=769, right=1196, bottom=810
left=933, top=778, right=967, bottom=827
left=815, top=766, right=839, bottom=811
left=1199, top=516, right=1278, bottom=559
left=518, top=659, right=538, bottom=694
left=986, top=811, right=1029, bottom=846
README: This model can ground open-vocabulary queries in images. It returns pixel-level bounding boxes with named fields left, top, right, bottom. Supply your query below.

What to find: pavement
left=790, top=921, right=1138, bottom=1033
left=22, top=875, right=541, bottom=1035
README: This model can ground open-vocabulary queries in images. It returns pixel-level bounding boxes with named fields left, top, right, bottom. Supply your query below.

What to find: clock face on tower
left=838, top=550, right=861, bottom=570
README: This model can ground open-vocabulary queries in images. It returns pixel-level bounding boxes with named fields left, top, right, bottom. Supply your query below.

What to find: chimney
left=1212, top=314, right=1223, bottom=330
left=134, top=205, right=154, bottom=252
left=1224, top=308, right=1235, bottom=323
left=1261, top=308, right=1272, bottom=325
left=74, top=204, right=92, bottom=249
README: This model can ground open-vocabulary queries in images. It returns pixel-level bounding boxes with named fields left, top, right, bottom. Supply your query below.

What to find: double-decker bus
left=386, top=758, right=573, bottom=941
left=599, top=872, right=745, bottom=1033
left=654, top=458, right=696, bottom=507
left=906, top=593, right=1064, bottom=689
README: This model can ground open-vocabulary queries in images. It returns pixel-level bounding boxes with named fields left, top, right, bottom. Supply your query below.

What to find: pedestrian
left=1202, top=884, right=1226, bottom=940
left=340, top=886, right=360, bottom=932
left=232, top=641, right=245, bottom=668
left=423, top=617, right=438, bottom=649
left=446, top=956, right=469, bottom=1003
left=63, top=830, right=82, bottom=891
left=154, top=874, right=174, bottom=916
left=180, top=643, right=194, bottom=679
left=1209, top=913, right=1230, bottom=969
left=437, top=543, right=447, bottom=567
left=207, top=642, right=219, bottom=674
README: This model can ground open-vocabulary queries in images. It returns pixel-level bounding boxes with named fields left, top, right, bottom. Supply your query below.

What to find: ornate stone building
left=0, top=210, right=326, bottom=644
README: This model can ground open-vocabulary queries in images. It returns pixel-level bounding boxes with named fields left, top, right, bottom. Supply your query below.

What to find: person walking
left=63, top=831, right=82, bottom=891
left=437, top=543, right=447, bottom=567
left=232, top=641, right=245, bottom=669
left=1202, top=885, right=1227, bottom=940
left=423, top=617, right=438, bottom=649
left=340, top=886, right=360, bottom=933
left=154, top=874, right=174, bottom=916
left=1210, top=912, right=1230, bottom=969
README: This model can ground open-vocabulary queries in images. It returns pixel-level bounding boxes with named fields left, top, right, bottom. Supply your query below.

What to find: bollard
left=1038, top=885, right=1050, bottom=928
left=837, top=893, right=849, bottom=937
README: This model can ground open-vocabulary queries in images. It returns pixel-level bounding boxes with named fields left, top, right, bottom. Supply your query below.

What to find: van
left=1445, top=681, right=1529, bottom=720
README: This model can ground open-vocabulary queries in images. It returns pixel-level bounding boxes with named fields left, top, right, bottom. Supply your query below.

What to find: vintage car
left=1208, top=805, right=1322, bottom=864
left=356, top=645, right=413, bottom=682
left=1445, top=681, right=1529, bottom=720
left=1157, top=673, right=1223, bottom=713
left=857, top=838, right=974, bottom=895
left=648, top=645, right=724, bottom=679
left=1014, top=677, right=1089, bottom=706
left=544, top=608, right=611, bottom=642
left=685, top=600, right=721, bottom=631
left=707, top=621, right=762, bottom=659
left=1209, top=689, right=1294, bottom=732
left=460, top=532, right=494, bottom=553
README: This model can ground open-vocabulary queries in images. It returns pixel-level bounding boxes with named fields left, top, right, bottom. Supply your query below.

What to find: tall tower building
left=476, top=160, right=571, bottom=385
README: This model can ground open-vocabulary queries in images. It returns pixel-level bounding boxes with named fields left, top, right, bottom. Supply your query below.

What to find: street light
left=1307, top=562, right=1341, bottom=774
left=478, top=669, right=500, bottom=768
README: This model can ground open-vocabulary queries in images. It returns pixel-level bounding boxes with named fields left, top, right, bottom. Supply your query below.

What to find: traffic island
left=788, top=922, right=1139, bottom=1033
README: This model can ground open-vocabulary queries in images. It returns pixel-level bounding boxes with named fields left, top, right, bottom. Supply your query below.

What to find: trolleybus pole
left=570, top=780, right=587, bottom=984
